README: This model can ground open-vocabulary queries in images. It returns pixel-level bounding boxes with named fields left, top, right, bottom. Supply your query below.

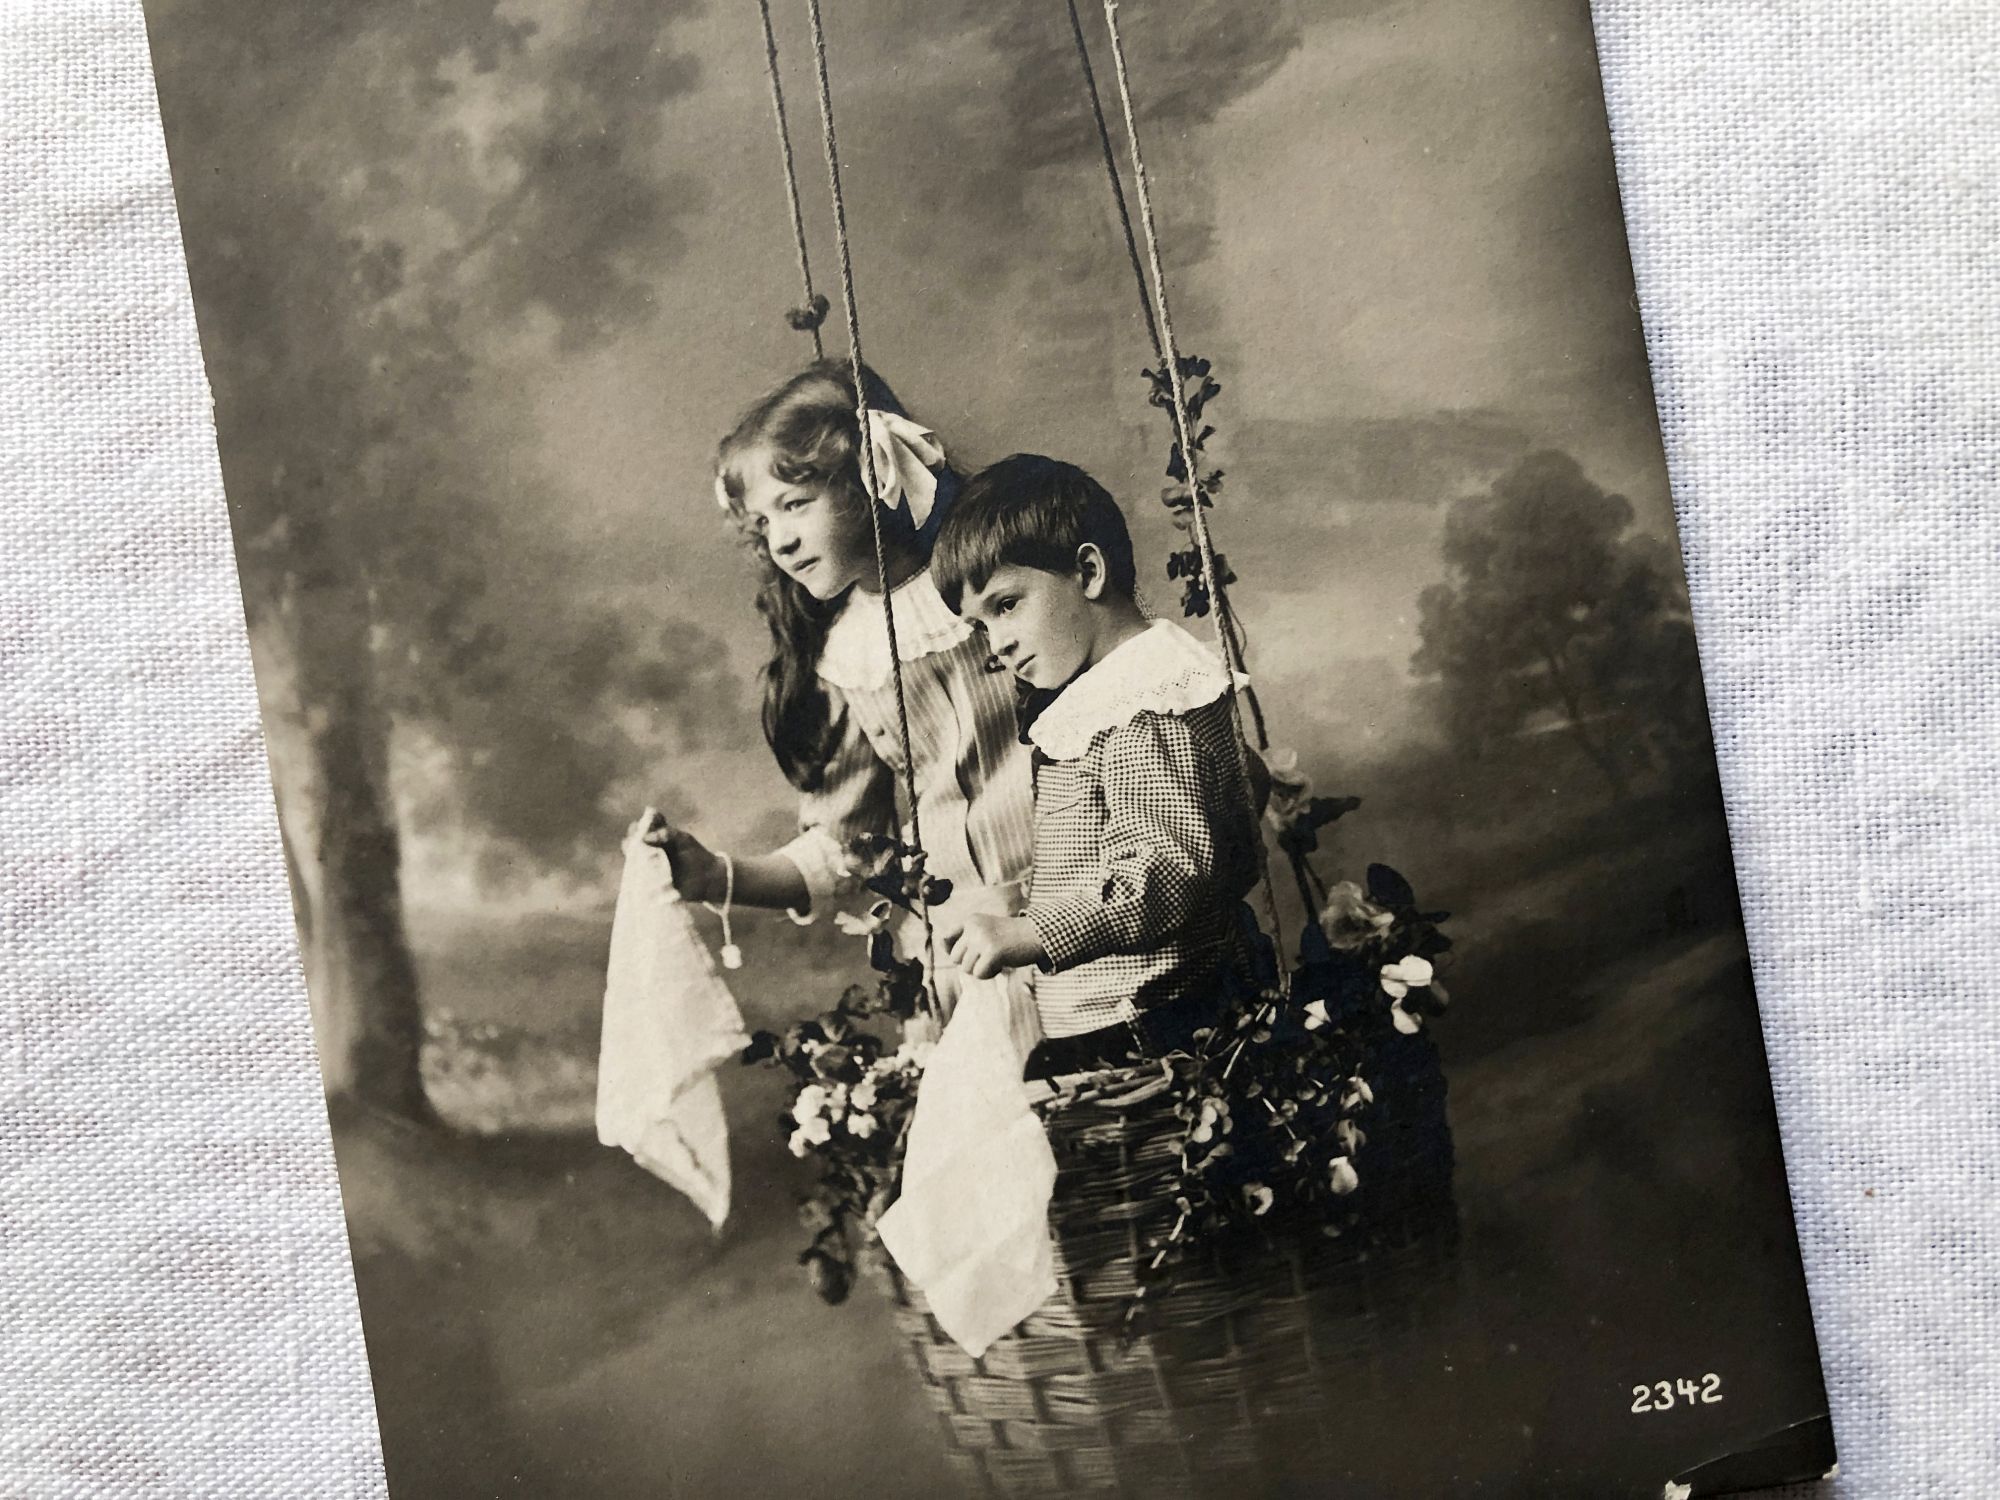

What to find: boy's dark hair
left=933, top=454, right=1139, bottom=613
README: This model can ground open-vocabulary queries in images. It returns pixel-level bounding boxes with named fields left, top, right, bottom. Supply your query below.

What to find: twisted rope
left=1064, top=0, right=1163, bottom=370
left=757, top=0, right=824, bottom=357
left=804, top=0, right=939, bottom=1016
left=1067, top=2, right=1264, bottom=746
left=1098, top=0, right=1289, bottom=980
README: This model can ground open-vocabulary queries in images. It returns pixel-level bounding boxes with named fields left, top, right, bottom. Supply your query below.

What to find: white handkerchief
left=596, top=818, right=750, bottom=1229
left=876, top=969, right=1056, bottom=1356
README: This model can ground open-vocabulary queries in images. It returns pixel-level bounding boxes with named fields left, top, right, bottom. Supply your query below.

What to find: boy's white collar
left=1026, top=619, right=1239, bottom=760
left=817, top=569, right=972, bottom=693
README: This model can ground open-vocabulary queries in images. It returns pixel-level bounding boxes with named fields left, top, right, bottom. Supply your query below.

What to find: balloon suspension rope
left=1099, top=0, right=1288, bottom=986
left=804, top=0, right=940, bottom=1021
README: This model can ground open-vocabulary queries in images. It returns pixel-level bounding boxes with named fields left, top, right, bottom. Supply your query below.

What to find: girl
left=645, top=361, right=1035, bottom=1009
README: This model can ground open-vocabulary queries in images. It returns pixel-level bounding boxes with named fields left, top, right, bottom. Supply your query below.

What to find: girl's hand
left=942, top=914, right=1045, bottom=981
left=635, top=812, right=726, bottom=903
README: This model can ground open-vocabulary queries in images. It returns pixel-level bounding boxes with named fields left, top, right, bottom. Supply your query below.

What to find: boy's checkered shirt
left=1022, top=621, right=1264, bottom=1039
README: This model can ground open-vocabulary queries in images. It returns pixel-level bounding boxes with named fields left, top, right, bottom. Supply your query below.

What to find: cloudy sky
left=154, top=0, right=1681, bottom=906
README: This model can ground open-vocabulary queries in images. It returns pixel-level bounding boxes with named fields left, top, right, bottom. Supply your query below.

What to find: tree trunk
left=249, top=583, right=433, bottom=1122
left=1538, top=642, right=1631, bottom=800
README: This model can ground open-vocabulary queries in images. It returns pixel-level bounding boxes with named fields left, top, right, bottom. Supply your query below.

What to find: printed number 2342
left=1631, top=1375, right=1723, bottom=1413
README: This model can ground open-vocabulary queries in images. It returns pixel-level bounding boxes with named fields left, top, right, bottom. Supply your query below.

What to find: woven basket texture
left=866, top=1030, right=1460, bottom=1498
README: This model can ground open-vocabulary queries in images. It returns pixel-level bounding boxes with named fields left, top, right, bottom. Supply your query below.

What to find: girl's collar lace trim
left=817, top=569, right=974, bottom=693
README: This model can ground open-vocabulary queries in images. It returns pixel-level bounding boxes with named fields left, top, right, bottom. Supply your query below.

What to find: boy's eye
left=995, top=598, right=1016, bottom=614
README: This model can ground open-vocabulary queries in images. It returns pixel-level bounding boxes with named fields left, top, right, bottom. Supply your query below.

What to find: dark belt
left=1022, top=989, right=1218, bottom=1081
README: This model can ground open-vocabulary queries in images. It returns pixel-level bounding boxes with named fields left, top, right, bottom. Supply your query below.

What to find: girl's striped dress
left=777, top=569, right=1035, bottom=937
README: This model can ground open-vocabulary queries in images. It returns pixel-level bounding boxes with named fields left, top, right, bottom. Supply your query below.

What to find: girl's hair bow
left=710, top=408, right=949, bottom=528
left=863, top=408, right=948, bottom=529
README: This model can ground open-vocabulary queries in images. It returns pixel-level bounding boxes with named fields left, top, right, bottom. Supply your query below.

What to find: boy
left=930, top=454, right=1265, bottom=1075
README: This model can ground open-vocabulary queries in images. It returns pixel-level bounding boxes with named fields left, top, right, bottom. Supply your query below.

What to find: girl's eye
left=995, top=598, right=1016, bottom=614
left=784, top=496, right=812, bottom=512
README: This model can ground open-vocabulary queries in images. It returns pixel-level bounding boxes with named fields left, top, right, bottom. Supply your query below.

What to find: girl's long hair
left=716, top=359, right=938, bottom=792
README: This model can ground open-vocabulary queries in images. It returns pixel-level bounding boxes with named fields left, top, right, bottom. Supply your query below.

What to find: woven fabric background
left=1, top=1, right=1994, bottom=1495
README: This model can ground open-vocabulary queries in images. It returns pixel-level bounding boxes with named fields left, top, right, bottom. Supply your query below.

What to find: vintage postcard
left=140, top=0, right=1834, bottom=1494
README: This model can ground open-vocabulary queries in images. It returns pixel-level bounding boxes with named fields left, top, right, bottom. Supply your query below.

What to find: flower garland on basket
left=1125, top=853, right=1452, bottom=1325
left=744, top=795, right=1453, bottom=1328
left=740, top=834, right=942, bottom=1307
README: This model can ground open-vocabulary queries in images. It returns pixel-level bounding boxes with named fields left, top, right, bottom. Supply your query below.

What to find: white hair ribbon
left=864, top=408, right=947, bottom=529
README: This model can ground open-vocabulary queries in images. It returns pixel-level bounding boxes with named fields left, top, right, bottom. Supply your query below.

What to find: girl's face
left=733, top=442, right=878, bottom=601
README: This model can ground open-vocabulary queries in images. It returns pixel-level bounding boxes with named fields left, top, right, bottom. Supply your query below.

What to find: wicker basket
left=863, top=1029, right=1459, bottom=1498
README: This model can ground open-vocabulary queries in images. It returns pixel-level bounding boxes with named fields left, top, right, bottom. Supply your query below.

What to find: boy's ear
left=1076, top=543, right=1110, bottom=601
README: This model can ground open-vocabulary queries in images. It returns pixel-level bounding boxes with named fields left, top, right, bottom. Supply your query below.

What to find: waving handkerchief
left=596, top=814, right=750, bottom=1230
left=876, top=968, right=1055, bottom=1356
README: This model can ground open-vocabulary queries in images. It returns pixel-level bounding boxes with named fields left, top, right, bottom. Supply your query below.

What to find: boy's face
left=958, top=559, right=1101, bottom=691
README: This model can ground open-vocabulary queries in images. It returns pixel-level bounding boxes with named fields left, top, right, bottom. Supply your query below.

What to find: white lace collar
left=1027, top=620, right=1238, bottom=760
left=817, top=569, right=973, bottom=693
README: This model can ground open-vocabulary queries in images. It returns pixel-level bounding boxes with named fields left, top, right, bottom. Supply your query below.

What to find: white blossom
left=834, top=898, right=895, bottom=937
left=791, top=1084, right=830, bottom=1126
left=1379, top=954, right=1435, bottom=1000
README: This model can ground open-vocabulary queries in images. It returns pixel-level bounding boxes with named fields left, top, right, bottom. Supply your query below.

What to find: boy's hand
left=942, top=914, right=1045, bottom=980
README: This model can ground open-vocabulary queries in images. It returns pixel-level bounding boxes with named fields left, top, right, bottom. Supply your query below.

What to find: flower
left=1262, top=747, right=1312, bottom=829
left=893, top=1036, right=936, bottom=1071
left=1303, top=999, right=1332, bottom=1031
left=850, top=1077, right=879, bottom=1112
left=1379, top=954, right=1435, bottom=1000
left=791, top=1084, right=830, bottom=1126
left=846, top=1111, right=878, bottom=1139
left=1327, top=1157, right=1360, bottom=1196
left=1336, top=1118, right=1367, bottom=1155
left=1340, top=1077, right=1374, bottom=1111
left=1190, top=1098, right=1228, bottom=1144
left=1391, top=999, right=1424, bottom=1034
left=1320, top=881, right=1396, bottom=952
left=1243, top=1183, right=1275, bottom=1216
left=787, top=1113, right=833, bottom=1156
left=833, top=899, right=895, bottom=938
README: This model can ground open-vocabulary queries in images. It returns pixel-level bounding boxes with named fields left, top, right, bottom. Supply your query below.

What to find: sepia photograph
left=139, top=0, right=1835, bottom=1494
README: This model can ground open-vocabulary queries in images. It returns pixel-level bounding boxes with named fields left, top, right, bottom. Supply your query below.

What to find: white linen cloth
left=595, top=819, right=749, bottom=1230
left=876, top=969, right=1054, bottom=1357
left=4, top=4, right=2000, bottom=1495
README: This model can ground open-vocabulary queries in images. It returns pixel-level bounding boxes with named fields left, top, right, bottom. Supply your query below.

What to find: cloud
left=152, top=0, right=1686, bottom=906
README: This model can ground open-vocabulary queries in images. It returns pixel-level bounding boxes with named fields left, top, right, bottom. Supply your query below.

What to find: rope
left=1064, top=0, right=1163, bottom=370
left=1067, top=1, right=1264, bottom=746
left=757, top=0, right=824, bottom=358
left=803, top=0, right=940, bottom=1017
left=1098, top=0, right=1289, bottom=980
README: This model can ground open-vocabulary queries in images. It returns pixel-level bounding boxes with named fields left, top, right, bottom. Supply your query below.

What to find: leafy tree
left=1412, top=451, right=1706, bottom=798
left=148, top=0, right=706, bottom=1118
